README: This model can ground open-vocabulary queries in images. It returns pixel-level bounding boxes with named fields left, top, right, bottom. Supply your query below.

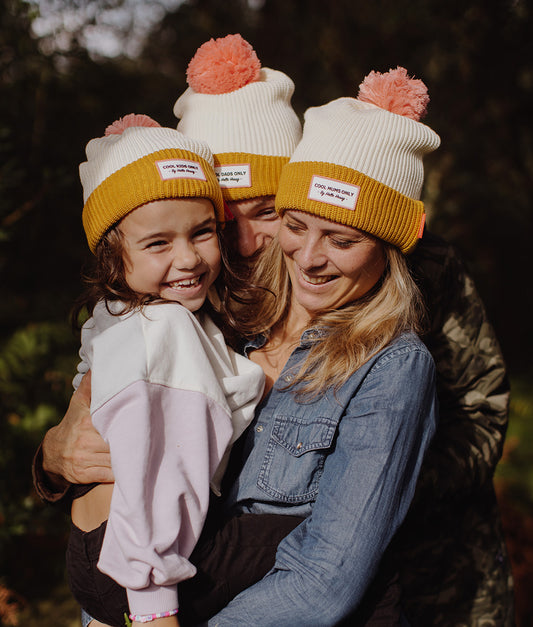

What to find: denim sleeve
left=209, top=346, right=438, bottom=626
left=81, top=608, right=93, bottom=627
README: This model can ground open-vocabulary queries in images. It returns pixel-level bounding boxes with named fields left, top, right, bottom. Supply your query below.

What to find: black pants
left=66, top=513, right=401, bottom=626
left=67, top=513, right=303, bottom=626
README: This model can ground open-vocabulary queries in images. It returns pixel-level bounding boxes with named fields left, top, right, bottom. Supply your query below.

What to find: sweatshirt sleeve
left=89, top=303, right=239, bottom=617
left=94, top=381, right=233, bottom=616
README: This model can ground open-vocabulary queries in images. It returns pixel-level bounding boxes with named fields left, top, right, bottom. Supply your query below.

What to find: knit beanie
left=275, top=67, right=441, bottom=254
left=80, top=113, right=224, bottom=253
left=173, top=34, right=302, bottom=202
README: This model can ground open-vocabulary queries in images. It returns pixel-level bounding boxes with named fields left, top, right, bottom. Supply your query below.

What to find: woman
left=204, top=67, right=440, bottom=625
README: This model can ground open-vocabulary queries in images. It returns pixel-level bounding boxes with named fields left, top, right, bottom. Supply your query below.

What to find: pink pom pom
left=105, top=114, right=161, bottom=136
left=357, top=67, right=429, bottom=121
left=186, top=33, right=261, bottom=95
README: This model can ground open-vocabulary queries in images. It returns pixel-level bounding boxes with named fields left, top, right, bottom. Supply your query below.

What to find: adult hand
left=42, top=372, right=114, bottom=485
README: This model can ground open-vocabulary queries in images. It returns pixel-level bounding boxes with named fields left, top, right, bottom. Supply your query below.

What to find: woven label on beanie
left=308, top=175, right=360, bottom=210
left=215, top=164, right=251, bottom=188
left=156, top=158, right=207, bottom=181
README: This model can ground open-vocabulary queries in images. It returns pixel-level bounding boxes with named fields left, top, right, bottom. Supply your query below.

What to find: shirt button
left=256, top=425, right=264, bottom=433
left=296, top=442, right=303, bottom=450
left=283, top=374, right=293, bottom=383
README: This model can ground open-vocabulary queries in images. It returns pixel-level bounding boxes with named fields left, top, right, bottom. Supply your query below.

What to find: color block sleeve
left=93, top=381, right=234, bottom=616
left=88, top=304, right=238, bottom=617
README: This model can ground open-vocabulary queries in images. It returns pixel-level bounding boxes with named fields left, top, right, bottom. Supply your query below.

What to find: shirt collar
left=243, top=327, right=326, bottom=356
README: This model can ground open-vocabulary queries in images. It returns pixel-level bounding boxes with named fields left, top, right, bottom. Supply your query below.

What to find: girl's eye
left=194, top=227, right=216, bottom=240
left=146, top=240, right=168, bottom=249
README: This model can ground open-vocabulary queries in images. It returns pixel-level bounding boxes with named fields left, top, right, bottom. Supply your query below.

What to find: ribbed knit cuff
left=214, top=152, right=289, bottom=202
left=126, top=583, right=179, bottom=617
left=83, top=149, right=224, bottom=252
left=275, top=160, right=425, bottom=254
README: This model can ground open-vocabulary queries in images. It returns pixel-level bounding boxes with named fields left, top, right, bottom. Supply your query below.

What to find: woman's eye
left=284, top=221, right=303, bottom=233
left=330, top=238, right=356, bottom=249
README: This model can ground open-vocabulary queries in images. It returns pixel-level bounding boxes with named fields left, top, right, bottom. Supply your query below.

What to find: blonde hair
left=244, top=238, right=426, bottom=395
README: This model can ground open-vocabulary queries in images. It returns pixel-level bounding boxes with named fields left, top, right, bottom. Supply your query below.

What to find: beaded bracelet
left=129, top=608, right=178, bottom=623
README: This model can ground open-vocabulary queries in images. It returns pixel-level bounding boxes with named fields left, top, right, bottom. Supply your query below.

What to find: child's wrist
left=132, top=619, right=179, bottom=627
left=129, top=609, right=178, bottom=623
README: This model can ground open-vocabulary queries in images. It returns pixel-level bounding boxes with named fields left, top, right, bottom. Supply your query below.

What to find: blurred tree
left=0, top=0, right=531, bottom=622
left=1, top=0, right=88, bottom=331
left=0, top=0, right=169, bottom=610
left=146, top=0, right=533, bottom=372
left=0, top=0, right=185, bottom=332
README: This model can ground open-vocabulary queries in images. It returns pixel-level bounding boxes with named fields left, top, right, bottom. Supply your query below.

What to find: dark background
left=1, top=0, right=532, bottom=625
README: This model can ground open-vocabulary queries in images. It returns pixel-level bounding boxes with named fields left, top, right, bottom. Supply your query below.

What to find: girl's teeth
left=170, top=277, right=200, bottom=288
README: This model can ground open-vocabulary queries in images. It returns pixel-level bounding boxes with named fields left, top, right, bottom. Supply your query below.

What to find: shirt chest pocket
left=257, top=414, right=339, bottom=503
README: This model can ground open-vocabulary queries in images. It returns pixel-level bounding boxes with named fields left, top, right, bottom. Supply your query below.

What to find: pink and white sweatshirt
left=73, top=300, right=265, bottom=618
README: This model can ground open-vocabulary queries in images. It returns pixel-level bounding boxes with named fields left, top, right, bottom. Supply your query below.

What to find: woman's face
left=119, top=197, right=221, bottom=312
left=278, top=210, right=386, bottom=316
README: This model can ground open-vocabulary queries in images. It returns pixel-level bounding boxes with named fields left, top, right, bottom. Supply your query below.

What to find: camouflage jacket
left=391, top=230, right=515, bottom=627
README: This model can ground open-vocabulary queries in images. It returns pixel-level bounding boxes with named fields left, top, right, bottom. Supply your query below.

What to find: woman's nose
left=295, top=234, right=326, bottom=269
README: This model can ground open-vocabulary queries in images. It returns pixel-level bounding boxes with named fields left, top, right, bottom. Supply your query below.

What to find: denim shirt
left=209, top=331, right=438, bottom=626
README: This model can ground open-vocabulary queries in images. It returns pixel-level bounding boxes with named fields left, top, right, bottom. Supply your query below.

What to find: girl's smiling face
left=119, top=197, right=221, bottom=312
left=278, top=210, right=386, bottom=318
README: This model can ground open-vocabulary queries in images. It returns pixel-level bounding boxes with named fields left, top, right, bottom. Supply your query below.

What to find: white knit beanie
left=80, top=114, right=224, bottom=252
left=173, top=34, right=302, bottom=201
left=276, top=67, right=441, bottom=254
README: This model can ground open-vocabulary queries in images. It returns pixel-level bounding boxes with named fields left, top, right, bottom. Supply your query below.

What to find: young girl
left=65, top=114, right=264, bottom=627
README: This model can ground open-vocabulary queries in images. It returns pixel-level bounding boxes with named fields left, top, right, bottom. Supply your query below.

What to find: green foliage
left=495, top=374, right=533, bottom=509
left=2, top=0, right=532, bottom=370
left=0, top=321, right=78, bottom=595
left=146, top=0, right=533, bottom=373
left=0, top=0, right=531, bottom=622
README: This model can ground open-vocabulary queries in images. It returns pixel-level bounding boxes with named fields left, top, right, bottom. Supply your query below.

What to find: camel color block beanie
left=173, top=34, right=302, bottom=202
left=80, top=113, right=224, bottom=253
left=275, top=67, right=441, bottom=254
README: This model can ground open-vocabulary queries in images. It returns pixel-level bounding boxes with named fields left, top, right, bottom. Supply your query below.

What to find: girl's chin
left=159, top=288, right=209, bottom=312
